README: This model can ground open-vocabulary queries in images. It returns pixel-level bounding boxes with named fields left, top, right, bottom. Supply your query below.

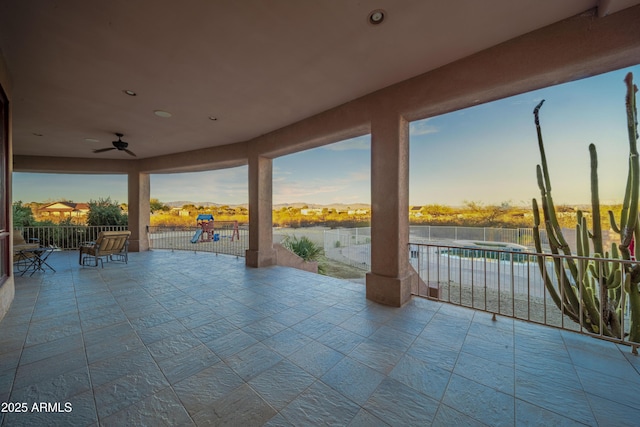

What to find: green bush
left=281, top=235, right=323, bottom=262
left=12, top=201, right=36, bottom=227
left=87, top=197, right=128, bottom=226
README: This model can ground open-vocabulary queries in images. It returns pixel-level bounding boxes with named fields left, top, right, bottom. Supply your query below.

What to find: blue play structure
left=191, top=214, right=217, bottom=243
left=190, top=229, right=203, bottom=243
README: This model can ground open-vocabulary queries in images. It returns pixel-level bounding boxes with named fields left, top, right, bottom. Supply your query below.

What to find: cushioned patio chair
left=13, top=231, right=39, bottom=259
left=13, top=231, right=40, bottom=272
left=79, top=230, right=131, bottom=267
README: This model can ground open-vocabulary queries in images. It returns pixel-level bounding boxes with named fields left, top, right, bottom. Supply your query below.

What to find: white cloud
left=274, top=181, right=346, bottom=204
left=273, top=167, right=293, bottom=177
left=322, top=135, right=370, bottom=151
left=410, top=120, right=438, bottom=136
left=348, top=170, right=370, bottom=182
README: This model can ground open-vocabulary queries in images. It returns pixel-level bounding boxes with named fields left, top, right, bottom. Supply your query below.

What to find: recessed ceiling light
left=32, top=132, right=43, bottom=137
left=368, top=9, right=385, bottom=25
left=84, top=138, right=100, bottom=143
left=208, top=116, right=218, bottom=121
left=123, top=90, right=137, bottom=96
left=154, top=110, right=172, bottom=118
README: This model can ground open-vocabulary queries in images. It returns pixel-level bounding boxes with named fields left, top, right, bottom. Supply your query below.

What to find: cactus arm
left=609, top=210, right=621, bottom=234
left=534, top=100, right=550, bottom=190
left=625, top=72, right=638, bottom=155
left=534, top=102, right=573, bottom=256
left=577, top=211, right=595, bottom=259
left=576, top=223, right=584, bottom=257
left=533, top=199, right=564, bottom=310
left=590, top=144, right=604, bottom=256
left=619, top=164, right=632, bottom=238
left=620, top=74, right=639, bottom=258
left=607, top=269, right=622, bottom=289
left=581, top=276, right=606, bottom=334
left=533, top=198, right=581, bottom=321
left=538, top=173, right=580, bottom=280
left=588, top=143, right=614, bottom=326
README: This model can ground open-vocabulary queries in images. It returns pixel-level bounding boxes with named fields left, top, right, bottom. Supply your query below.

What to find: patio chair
left=13, top=231, right=40, bottom=272
left=79, top=230, right=131, bottom=268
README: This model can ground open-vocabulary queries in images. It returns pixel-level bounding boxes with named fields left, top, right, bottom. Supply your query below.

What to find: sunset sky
left=13, top=64, right=640, bottom=207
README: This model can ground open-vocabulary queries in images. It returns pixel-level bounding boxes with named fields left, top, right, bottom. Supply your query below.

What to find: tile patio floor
left=1, top=250, right=639, bottom=426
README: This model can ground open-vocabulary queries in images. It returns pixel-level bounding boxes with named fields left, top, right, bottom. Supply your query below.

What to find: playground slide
left=191, top=229, right=203, bottom=244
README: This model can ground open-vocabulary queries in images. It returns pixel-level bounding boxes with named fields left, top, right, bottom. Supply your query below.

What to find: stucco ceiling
left=0, top=0, right=637, bottom=159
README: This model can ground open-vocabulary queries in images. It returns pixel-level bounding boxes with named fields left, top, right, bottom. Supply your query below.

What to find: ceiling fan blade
left=93, top=147, right=116, bottom=153
left=124, top=149, right=137, bottom=157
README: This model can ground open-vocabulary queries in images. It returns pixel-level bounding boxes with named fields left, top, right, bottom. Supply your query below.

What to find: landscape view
left=13, top=65, right=640, bottom=339
left=12, top=66, right=638, bottom=279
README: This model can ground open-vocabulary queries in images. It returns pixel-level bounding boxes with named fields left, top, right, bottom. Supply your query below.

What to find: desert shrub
left=281, top=235, right=323, bottom=262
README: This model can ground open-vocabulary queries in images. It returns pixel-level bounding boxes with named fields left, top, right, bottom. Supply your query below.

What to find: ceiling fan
left=93, top=133, right=136, bottom=157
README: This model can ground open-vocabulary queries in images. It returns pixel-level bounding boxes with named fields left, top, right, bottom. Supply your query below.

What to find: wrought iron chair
left=13, top=231, right=40, bottom=274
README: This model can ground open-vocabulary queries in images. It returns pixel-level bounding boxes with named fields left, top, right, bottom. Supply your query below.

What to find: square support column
left=127, top=171, right=150, bottom=252
left=246, top=155, right=276, bottom=267
left=366, top=112, right=412, bottom=306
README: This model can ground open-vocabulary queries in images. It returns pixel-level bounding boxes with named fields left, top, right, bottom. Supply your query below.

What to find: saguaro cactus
left=532, top=72, right=640, bottom=343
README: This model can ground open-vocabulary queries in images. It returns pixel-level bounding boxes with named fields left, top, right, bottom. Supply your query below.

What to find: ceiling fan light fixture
left=93, top=133, right=137, bottom=157
left=154, top=110, right=172, bottom=118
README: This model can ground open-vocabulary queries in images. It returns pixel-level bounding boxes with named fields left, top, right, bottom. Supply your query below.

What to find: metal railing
left=323, top=227, right=372, bottom=270
left=408, top=225, right=616, bottom=252
left=410, top=242, right=638, bottom=346
left=148, top=223, right=248, bottom=257
left=323, top=225, right=617, bottom=271
left=408, top=225, right=534, bottom=245
left=16, top=225, right=128, bottom=250
left=323, top=226, right=540, bottom=271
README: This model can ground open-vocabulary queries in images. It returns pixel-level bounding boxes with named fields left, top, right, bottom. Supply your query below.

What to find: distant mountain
left=166, top=201, right=370, bottom=210
left=272, top=202, right=370, bottom=209
left=166, top=201, right=233, bottom=208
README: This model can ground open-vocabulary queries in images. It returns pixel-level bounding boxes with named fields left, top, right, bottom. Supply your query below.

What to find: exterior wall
left=0, top=50, right=14, bottom=321
left=273, top=243, right=318, bottom=274
left=12, top=155, right=135, bottom=174
left=137, top=141, right=249, bottom=173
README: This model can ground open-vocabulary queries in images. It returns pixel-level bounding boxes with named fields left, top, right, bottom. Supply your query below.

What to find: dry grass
left=319, top=255, right=367, bottom=281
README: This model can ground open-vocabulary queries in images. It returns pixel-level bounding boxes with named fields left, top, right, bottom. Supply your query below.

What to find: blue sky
left=13, top=64, right=640, bottom=207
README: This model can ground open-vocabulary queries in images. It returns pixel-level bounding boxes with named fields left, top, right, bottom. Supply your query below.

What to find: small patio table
left=15, top=247, right=56, bottom=276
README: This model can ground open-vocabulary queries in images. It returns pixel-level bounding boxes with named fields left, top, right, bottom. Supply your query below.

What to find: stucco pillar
left=246, top=155, right=276, bottom=267
left=366, top=111, right=412, bottom=307
left=127, top=171, right=150, bottom=252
